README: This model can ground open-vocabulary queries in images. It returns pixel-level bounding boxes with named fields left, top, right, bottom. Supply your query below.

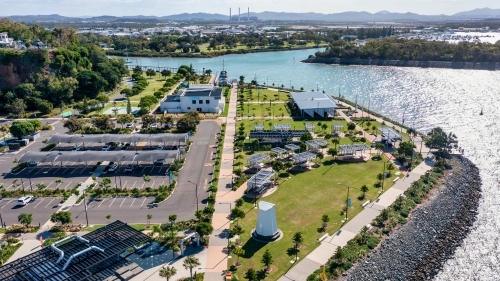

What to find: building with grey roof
left=290, top=92, right=337, bottom=118
left=160, top=84, right=225, bottom=113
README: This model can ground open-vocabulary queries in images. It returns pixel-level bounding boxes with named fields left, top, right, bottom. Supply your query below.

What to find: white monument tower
left=252, top=201, right=282, bottom=242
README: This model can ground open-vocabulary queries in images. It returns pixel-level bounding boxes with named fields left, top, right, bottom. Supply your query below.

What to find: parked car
left=102, top=144, right=111, bottom=151
left=72, top=146, right=81, bottom=151
left=16, top=195, right=34, bottom=206
left=108, top=163, right=119, bottom=172
left=150, top=123, right=158, bottom=128
left=156, top=146, right=163, bottom=150
left=124, top=164, right=136, bottom=173
left=126, top=123, right=133, bottom=129
left=154, top=159, right=165, bottom=166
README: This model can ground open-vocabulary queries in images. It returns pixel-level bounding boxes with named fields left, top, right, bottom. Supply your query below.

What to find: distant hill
left=4, top=8, right=500, bottom=23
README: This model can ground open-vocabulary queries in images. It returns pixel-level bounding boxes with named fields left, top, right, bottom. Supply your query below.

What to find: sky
left=0, top=0, right=499, bottom=17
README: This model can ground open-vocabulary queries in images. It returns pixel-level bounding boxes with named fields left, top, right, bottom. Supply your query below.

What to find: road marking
left=161, top=180, right=164, bottom=187
left=130, top=198, right=136, bottom=206
left=120, top=197, right=127, bottom=207
left=63, top=182, right=72, bottom=190
left=98, top=199, right=106, bottom=207
left=122, top=181, right=127, bottom=189
left=34, top=198, right=45, bottom=208
left=140, top=182, right=145, bottom=189
left=109, top=197, right=117, bottom=207
left=6, top=183, right=14, bottom=190
left=45, top=198, right=56, bottom=208
left=150, top=181, right=155, bottom=188
left=1, top=199, right=13, bottom=208
left=141, top=197, right=146, bottom=206
left=70, top=165, right=80, bottom=174
left=131, top=181, right=137, bottom=189
left=46, top=182, right=54, bottom=189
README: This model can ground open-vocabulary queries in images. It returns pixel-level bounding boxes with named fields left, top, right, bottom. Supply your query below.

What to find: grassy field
left=229, top=156, right=396, bottom=280
left=237, top=119, right=350, bottom=135
left=239, top=89, right=291, bottom=102
left=126, top=72, right=177, bottom=102
left=238, top=103, right=291, bottom=118
left=354, top=119, right=411, bottom=141
left=83, top=223, right=149, bottom=232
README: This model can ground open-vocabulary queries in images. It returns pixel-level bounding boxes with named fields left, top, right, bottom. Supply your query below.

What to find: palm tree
left=360, top=185, right=369, bottom=199
left=183, top=256, right=200, bottom=281
left=375, top=143, right=386, bottom=155
left=147, top=214, right=152, bottom=228
left=331, top=138, right=339, bottom=150
left=359, top=226, right=369, bottom=244
left=158, top=266, right=177, bottom=281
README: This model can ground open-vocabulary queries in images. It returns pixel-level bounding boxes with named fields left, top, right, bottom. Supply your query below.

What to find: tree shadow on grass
left=241, top=237, right=267, bottom=259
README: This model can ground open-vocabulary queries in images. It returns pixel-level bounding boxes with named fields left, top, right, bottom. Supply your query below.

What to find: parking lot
left=0, top=119, right=219, bottom=225
left=0, top=197, right=62, bottom=227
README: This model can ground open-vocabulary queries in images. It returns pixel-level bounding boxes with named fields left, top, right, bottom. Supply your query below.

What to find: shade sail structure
left=306, top=140, right=328, bottom=149
left=247, top=170, right=275, bottom=192
left=293, top=152, right=317, bottom=164
left=338, top=144, right=370, bottom=155
left=285, top=144, right=300, bottom=151
left=379, top=127, right=402, bottom=140
left=270, top=147, right=287, bottom=154
left=48, top=133, right=188, bottom=144
left=249, top=130, right=309, bottom=139
left=19, top=151, right=179, bottom=164
left=247, top=153, right=270, bottom=166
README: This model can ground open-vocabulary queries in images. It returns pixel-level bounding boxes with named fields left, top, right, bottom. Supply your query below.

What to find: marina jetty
left=301, top=57, right=500, bottom=70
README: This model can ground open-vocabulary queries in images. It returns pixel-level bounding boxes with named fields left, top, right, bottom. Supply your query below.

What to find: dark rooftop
left=182, top=87, right=222, bottom=97
left=0, top=221, right=149, bottom=281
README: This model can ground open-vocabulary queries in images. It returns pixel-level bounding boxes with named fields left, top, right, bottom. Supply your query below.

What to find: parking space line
left=63, top=182, right=72, bottom=190
left=98, top=198, right=109, bottom=207
left=122, top=181, right=127, bottom=188
left=119, top=197, right=128, bottom=207
left=45, top=198, right=56, bottom=208
left=138, top=166, right=146, bottom=174
left=46, top=182, right=54, bottom=189
left=131, top=181, right=137, bottom=189
left=141, top=197, right=147, bottom=206
left=150, top=181, right=155, bottom=188
left=109, top=197, right=117, bottom=207
left=6, top=183, right=14, bottom=190
left=161, top=180, right=164, bottom=187
left=130, top=198, right=136, bottom=206
left=34, top=198, right=45, bottom=208
left=0, top=199, right=13, bottom=208
left=70, top=165, right=80, bottom=175
left=140, top=182, right=145, bottom=189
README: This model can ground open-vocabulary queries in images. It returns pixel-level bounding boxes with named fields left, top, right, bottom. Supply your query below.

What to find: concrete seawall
left=302, top=57, right=500, bottom=70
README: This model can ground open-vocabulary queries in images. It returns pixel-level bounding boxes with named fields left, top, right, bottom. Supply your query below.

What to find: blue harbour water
left=135, top=49, right=500, bottom=280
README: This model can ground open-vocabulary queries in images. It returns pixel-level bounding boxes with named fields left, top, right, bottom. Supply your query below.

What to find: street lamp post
left=83, top=191, right=89, bottom=227
left=338, top=183, right=357, bottom=222
left=381, top=154, right=394, bottom=193
left=20, top=178, right=25, bottom=196
left=188, top=181, right=199, bottom=211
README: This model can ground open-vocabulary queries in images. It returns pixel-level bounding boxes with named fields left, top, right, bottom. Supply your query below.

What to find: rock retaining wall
left=340, top=156, right=481, bottom=281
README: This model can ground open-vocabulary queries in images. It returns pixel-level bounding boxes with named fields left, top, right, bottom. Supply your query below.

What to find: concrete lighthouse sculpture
left=252, top=201, right=282, bottom=242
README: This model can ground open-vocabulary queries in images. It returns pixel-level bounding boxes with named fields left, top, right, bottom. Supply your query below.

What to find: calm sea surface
left=136, top=49, right=500, bottom=280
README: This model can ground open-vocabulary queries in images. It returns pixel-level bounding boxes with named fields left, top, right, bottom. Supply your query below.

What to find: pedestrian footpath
left=204, top=83, right=241, bottom=281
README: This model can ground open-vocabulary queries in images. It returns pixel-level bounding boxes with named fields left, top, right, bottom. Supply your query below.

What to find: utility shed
left=290, top=92, right=337, bottom=118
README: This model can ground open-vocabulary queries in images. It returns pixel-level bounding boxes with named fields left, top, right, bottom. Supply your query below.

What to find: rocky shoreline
left=302, top=57, right=500, bottom=70
left=340, top=156, right=481, bottom=281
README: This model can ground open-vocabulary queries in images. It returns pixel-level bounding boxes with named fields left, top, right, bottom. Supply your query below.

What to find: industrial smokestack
left=230, top=8, right=231, bottom=21
left=248, top=7, right=249, bottom=21
left=238, top=8, right=240, bottom=23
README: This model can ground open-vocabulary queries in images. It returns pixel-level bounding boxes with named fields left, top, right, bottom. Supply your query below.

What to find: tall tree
left=18, top=213, right=33, bottom=227
left=182, top=256, right=200, bottom=281
left=261, top=249, right=273, bottom=271
left=158, top=266, right=177, bottom=281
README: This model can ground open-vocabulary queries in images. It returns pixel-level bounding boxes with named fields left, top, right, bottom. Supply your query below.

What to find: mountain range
left=4, top=8, right=500, bottom=23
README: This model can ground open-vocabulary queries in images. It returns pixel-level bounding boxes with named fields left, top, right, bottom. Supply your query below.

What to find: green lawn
left=126, top=72, right=177, bottom=102
left=83, top=223, right=150, bottom=232
left=237, top=119, right=350, bottom=135
left=229, top=156, right=396, bottom=280
left=239, top=89, right=291, bottom=102
left=354, top=119, right=411, bottom=141
left=238, top=103, right=291, bottom=118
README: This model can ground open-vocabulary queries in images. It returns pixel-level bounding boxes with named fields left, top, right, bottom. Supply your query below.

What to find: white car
left=108, top=163, right=119, bottom=172
left=126, top=123, right=133, bottom=129
left=72, top=146, right=81, bottom=151
left=16, top=195, right=34, bottom=206
left=150, top=123, right=158, bottom=128
left=102, top=144, right=111, bottom=151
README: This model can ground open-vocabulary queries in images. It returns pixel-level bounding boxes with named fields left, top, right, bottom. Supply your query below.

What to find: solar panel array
left=254, top=124, right=264, bottom=131
left=247, top=170, right=275, bottom=191
left=339, top=144, right=370, bottom=154
left=379, top=127, right=402, bottom=140
left=285, top=144, right=300, bottom=151
left=306, top=140, right=328, bottom=148
left=293, top=152, right=317, bottom=163
left=274, top=124, right=291, bottom=131
left=271, top=147, right=288, bottom=154
left=247, top=153, right=270, bottom=166
left=305, top=123, right=315, bottom=132
left=249, top=130, right=309, bottom=139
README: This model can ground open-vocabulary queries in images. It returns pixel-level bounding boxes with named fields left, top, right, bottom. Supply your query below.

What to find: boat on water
left=125, top=46, right=132, bottom=64
left=480, top=108, right=483, bottom=115
left=218, top=70, right=229, bottom=86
